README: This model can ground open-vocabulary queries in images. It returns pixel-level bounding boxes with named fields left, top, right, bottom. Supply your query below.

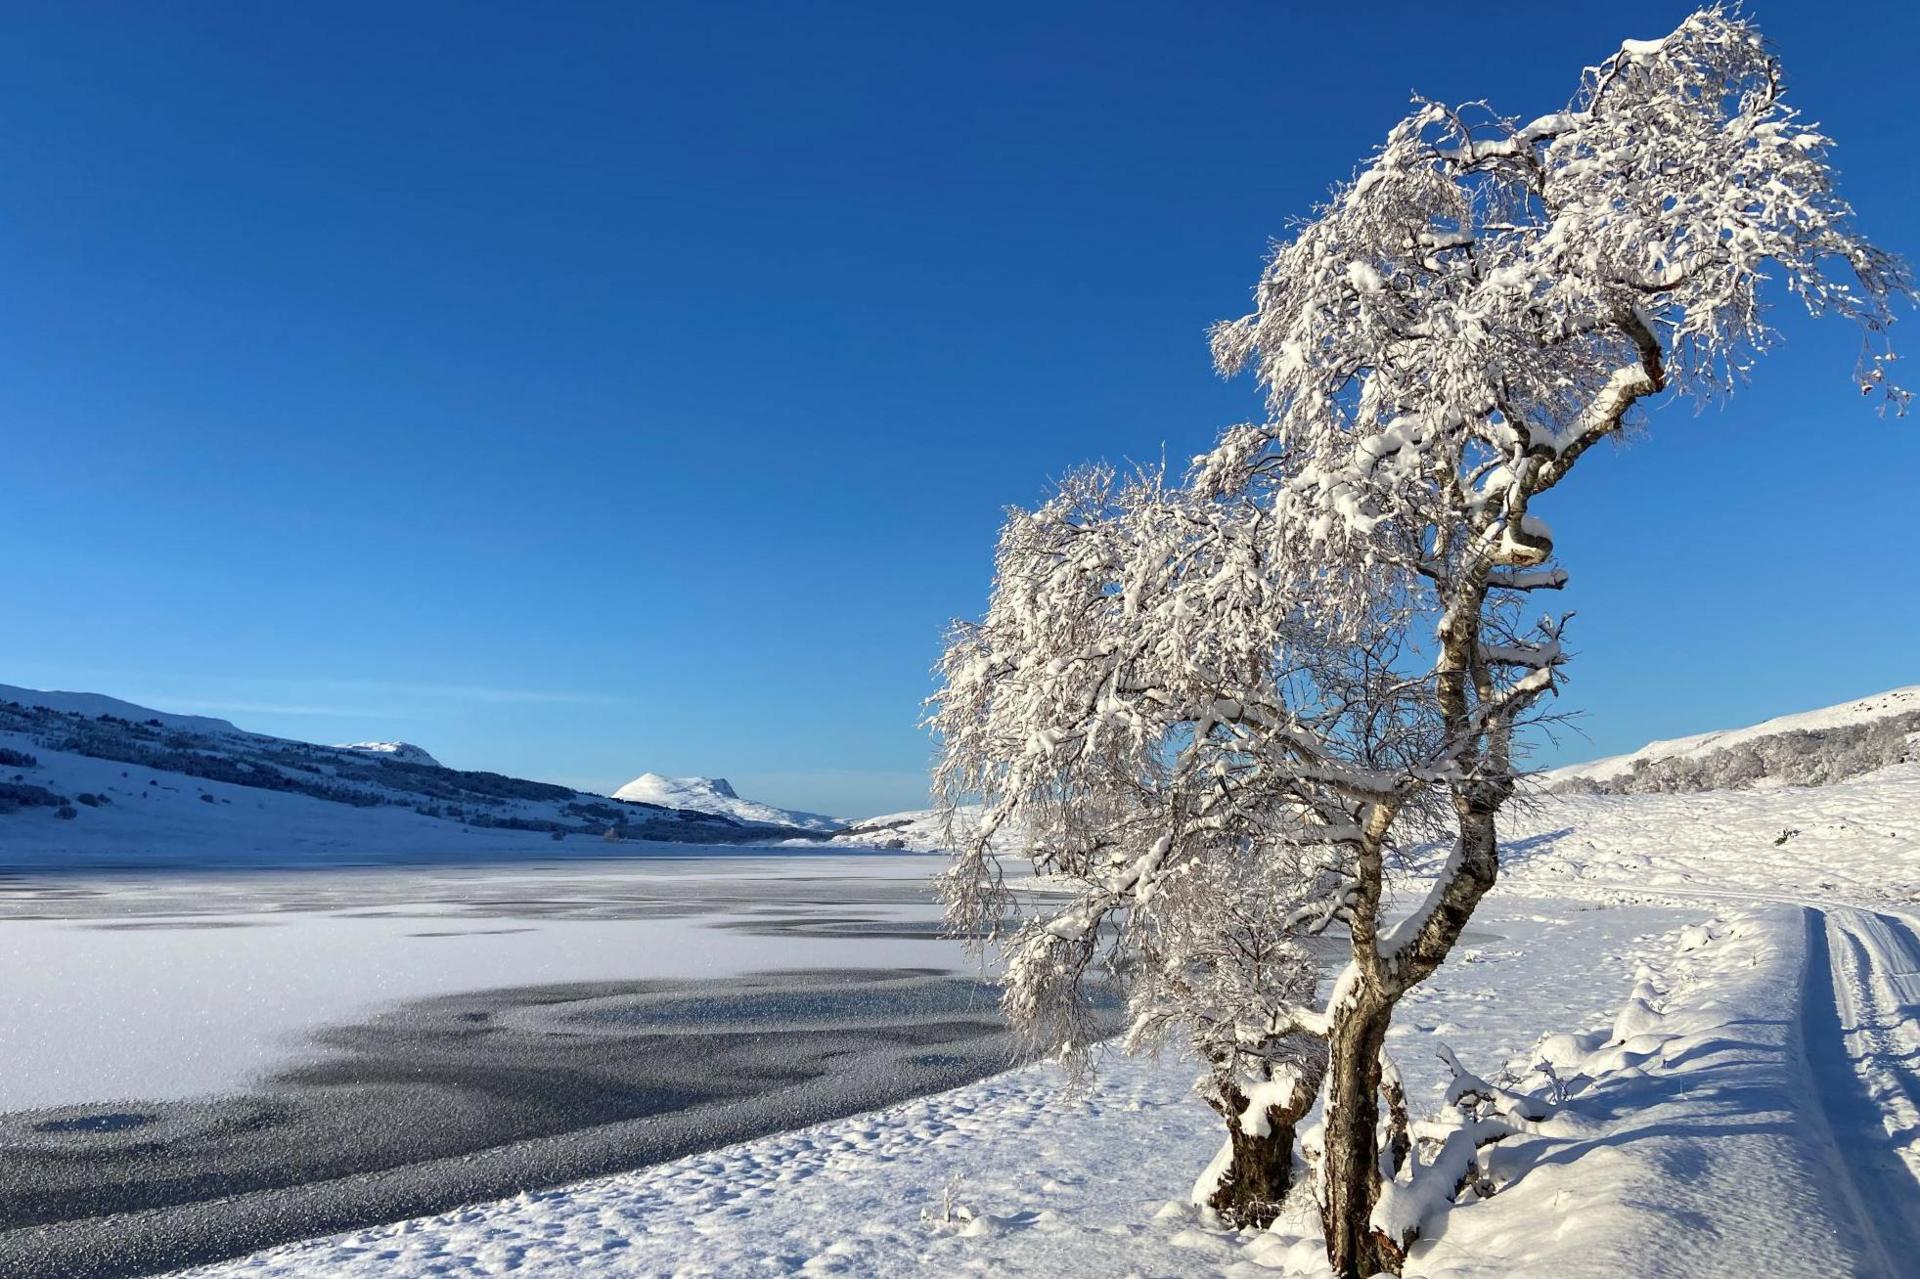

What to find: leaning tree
left=931, top=9, right=1908, bottom=1276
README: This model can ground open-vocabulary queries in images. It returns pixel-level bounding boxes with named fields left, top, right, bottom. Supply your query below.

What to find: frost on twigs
left=928, top=8, right=1907, bottom=1276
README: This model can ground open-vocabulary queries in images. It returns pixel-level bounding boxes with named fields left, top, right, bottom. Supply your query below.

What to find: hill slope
left=0, top=687, right=826, bottom=867
left=1545, top=685, right=1920, bottom=794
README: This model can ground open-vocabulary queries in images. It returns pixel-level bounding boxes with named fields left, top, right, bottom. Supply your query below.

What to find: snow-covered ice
left=0, top=855, right=952, bottom=1110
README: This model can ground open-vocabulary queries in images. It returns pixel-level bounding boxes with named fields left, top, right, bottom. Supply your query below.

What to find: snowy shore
left=163, top=898, right=1919, bottom=1279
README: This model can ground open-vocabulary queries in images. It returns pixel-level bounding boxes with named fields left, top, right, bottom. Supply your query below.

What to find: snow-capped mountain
left=336, top=741, right=444, bottom=768
left=1544, top=685, right=1920, bottom=795
left=611, top=773, right=843, bottom=833
left=0, top=685, right=832, bottom=868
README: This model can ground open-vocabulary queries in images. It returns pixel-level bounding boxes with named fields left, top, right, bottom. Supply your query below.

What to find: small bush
left=0, top=782, right=66, bottom=808
left=55, top=805, right=77, bottom=820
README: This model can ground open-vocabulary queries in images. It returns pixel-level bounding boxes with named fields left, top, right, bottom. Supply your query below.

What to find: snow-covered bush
left=932, top=10, right=1907, bottom=1276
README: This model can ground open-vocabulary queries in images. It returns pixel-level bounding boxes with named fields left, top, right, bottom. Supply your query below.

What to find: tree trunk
left=1208, top=1113, right=1297, bottom=1227
left=1320, top=995, right=1397, bottom=1278
left=1318, top=804, right=1502, bottom=1275
left=1206, top=1067, right=1321, bottom=1228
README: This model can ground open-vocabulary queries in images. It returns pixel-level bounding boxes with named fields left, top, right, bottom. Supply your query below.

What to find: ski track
left=1805, top=906, right=1920, bottom=1271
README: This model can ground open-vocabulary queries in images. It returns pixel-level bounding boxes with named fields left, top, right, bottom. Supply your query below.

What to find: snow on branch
left=929, top=13, right=1904, bottom=1269
left=1201, top=5, right=1910, bottom=580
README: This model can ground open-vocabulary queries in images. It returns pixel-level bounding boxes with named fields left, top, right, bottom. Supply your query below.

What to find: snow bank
left=177, top=900, right=1715, bottom=1279
left=1409, top=909, right=1888, bottom=1278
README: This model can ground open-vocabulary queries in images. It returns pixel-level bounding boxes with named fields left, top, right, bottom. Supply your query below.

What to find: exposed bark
left=1319, top=991, right=1395, bottom=1278
left=1206, top=1066, right=1322, bottom=1228
left=1381, top=1055, right=1411, bottom=1179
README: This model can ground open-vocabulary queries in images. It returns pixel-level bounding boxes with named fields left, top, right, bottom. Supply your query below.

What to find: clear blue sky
left=4, top=2, right=1917, bottom=817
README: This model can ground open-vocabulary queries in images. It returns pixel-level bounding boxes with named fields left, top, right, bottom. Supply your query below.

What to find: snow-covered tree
left=931, top=10, right=1908, bottom=1275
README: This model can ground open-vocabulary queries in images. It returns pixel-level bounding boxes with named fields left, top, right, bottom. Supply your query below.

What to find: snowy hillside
left=612, top=772, right=842, bottom=832
left=830, top=808, right=954, bottom=850
left=1544, top=685, right=1920, bottom=795
left=832, top=689, right=1920, bottom=854
left=0, top=686, right=830, bottom=867
left=0, top=682, right=241, bottom=735
left=830, top=805, right=1032, bottom=853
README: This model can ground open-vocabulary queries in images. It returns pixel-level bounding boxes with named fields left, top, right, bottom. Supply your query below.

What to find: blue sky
left=4, top=1, right=1917, bottom=817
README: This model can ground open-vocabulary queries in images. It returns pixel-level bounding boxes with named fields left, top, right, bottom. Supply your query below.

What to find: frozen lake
left=0, top=851, right=965, bottom=1110
left=0, top=850, right=1052, bottom=1277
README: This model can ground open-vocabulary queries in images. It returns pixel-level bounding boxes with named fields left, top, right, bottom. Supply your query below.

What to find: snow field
left=181, top=900, right=1766, bottom=1278
left=1496, top=763, right=1920, bottom=907
left=1414, top=908, right=1892, bottom=1278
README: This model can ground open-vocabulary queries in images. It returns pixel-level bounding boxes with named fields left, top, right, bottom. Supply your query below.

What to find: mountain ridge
left=0, top=684, right=838, bottom=868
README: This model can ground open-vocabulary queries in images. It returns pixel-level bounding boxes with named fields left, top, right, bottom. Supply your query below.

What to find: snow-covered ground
left=1499, top=762, right=1920, bottom=905
left=829, top=804, right=1016, bottom=852
left=185, top=895, right=1920, bottom=1278
left=173, top=756, right=1920, bottom=1278
left=6, top=687, right=1913, bottom=1278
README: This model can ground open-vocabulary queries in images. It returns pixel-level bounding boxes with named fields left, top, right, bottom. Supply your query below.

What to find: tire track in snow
left=1802, top=906, right=1920, bottom=1271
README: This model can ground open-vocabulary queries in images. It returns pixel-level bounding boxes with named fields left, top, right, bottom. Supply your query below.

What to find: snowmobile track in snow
left=1802, top=906, right=1920, bottom=1273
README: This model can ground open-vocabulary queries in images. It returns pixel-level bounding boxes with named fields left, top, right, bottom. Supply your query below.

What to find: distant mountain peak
left=611, top=773, right=839, bottom=832
left=335, top=741, right=444, bottom=769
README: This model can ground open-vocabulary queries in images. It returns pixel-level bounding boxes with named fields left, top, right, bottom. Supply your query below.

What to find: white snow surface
left=831, top=804, right=1026, bottom=853
left=180, top=761, right=1920, bottom=1278
left=184, top=897, right=1918, bottom=1278
left=1543, top=684, right=1920, bottom=787
left=611, top=773, right=843, bottom=832
left=1501, top=762, right=1920, bottom=905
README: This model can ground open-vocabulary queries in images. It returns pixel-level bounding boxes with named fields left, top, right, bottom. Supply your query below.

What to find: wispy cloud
left=159, top=699, right=390, bottom=719
left=295, top=679, right=620, bottom=706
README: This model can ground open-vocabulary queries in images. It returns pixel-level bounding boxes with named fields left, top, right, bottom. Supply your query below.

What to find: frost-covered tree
left=931, top=10, right=1908, bottom=1275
